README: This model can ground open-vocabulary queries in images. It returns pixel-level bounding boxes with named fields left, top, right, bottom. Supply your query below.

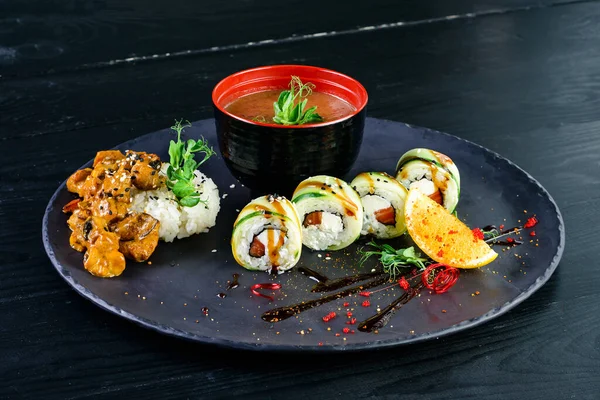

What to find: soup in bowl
left=212, top=64, right=368, bottom=196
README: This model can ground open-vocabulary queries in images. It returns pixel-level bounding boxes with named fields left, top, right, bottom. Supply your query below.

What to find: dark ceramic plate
left=42, top=118, right=565, bottom=352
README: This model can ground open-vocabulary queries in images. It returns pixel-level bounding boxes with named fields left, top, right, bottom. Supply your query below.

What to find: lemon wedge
left=404, top=189, right=498, bottom=269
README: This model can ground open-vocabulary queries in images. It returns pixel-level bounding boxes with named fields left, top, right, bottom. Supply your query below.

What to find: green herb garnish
left=359, top=241, right=429, bottom=280
left=166, top=119, right=215, bottom=207
left=272, top=76, right=324, bottom=125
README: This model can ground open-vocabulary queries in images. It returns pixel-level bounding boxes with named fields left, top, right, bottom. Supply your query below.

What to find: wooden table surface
left=2, top=1, right=599, bottom=398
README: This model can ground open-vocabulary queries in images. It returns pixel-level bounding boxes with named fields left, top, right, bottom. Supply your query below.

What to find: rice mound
left=130, top=163, right=220, bottom=242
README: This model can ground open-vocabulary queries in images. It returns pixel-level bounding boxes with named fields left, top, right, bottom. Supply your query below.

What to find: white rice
left=295, top=197, right=361, bottom=251
left=361, top=194, right=393, bottom=236
left=129, top=163, right=220, bottom=242
left=302, top=212, right=345, bottom=251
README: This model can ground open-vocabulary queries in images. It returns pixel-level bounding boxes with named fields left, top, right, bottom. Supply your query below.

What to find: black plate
left=42, top=118, right=565, bottom=352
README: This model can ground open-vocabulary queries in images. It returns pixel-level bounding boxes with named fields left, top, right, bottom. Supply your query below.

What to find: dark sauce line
left=226, top=273, right=240, bottom=290
left=298, top=266, right=384, bottom=292
left=357, top=282, right=424, bottom=333
left=491, top=240, right=523, bottom=246
left=500, top=226, right=520, bottom=235
left=482, top=225, right=523, bottom=246
left=311, top=271, right=384, bottom=293
left=217, top=274, right=241, bottom=299
left=261, top=275, right=389, bottom=323
left=298, top=266, right=329, bottom=283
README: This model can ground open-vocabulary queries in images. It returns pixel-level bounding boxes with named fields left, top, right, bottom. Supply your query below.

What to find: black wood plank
left=0, top=0, right=587, bottom=77
left=2, top=1, right=600, bottom=399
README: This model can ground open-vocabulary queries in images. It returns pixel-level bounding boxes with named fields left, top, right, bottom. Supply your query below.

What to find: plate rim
left=41, top=117, right=565, bottom=352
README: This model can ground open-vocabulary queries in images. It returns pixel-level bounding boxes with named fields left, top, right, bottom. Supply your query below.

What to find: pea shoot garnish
left=359, top=241, right=428, bottom=280
left=166, top=119, right=215, bottom=207
left=272, top=76, right=324, bottom=125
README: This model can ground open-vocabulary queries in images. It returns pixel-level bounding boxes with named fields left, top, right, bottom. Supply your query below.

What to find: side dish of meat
left=63, top=150, right=163, bottom=277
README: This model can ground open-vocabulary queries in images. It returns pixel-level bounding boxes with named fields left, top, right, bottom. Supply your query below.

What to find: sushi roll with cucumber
left=231, top=194, right=303, bottom=274
left=395, top=148, right=461, bottom=213
left=350, top=172, right=408, bottom=239
left=292, top=175, right=363, bottom=251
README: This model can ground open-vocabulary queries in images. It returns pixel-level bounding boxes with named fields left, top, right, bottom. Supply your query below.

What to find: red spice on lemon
left=472, top=228, right=484, bottom=240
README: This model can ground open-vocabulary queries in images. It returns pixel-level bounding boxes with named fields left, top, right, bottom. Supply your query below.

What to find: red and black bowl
left=212, top=64, right=368, bottom=196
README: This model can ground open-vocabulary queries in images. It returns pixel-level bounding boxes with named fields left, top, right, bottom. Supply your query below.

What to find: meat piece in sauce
left=88, top=195, right=130, bottom=222
left=67, top=207, right=92, bottom=252
left=94, top=150, right=125, bottom=167
left=66, top=168, right=93, bottom=197
left=127, top=151, right=164, bottom=191
left=111, top=213, right=160, bottom=262
left=82, top=217, right=126, bottom=278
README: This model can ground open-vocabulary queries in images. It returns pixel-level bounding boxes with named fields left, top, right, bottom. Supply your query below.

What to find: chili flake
left=362, top=300, right=371, bottom=307
left=359, top=291, right=371, bottom=297
left=343, top=327, right=350, bottom=334
left=322, top=311, right=337, bottom=322
left=398, top=277, right=410, bottom=290
left=524, top=216, right=538, bottom=229
left=343, top=302, right=350, bottom=307
left=506, top=237, right=514, bottom=243
left=529, top=231, right=536, bottom=237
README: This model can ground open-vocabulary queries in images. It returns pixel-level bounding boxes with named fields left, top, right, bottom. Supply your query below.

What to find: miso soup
left=225, top=89, right=356, bottom=124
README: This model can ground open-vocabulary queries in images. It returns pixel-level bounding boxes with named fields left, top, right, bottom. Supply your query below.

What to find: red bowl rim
left=211, top=64, right=368, bottom=129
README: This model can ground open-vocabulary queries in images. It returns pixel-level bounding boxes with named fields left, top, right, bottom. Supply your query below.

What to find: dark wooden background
left=1, top=0, right=599, bottom=398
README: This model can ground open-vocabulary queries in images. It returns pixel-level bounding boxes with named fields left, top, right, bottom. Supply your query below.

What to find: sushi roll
left=350, top=172, right=408, bottom=239
left=395, top=148, right=460, bottom=213
left=292, top=175, right=363, bottom=251
left=231, top=194, right=302, bottom=274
